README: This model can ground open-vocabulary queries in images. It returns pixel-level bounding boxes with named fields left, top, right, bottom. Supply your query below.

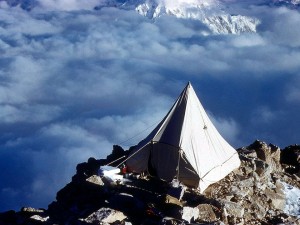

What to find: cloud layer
left=0, top=2, right=300, bottom=211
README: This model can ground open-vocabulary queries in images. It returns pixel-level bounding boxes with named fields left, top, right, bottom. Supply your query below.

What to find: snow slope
left=283, top=182, right=300, bottom=218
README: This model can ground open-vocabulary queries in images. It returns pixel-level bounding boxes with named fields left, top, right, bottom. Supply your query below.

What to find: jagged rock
left=0, top=210, right=17, bottom=225
left=160, top=217, right=184, bottom=225
left=21, top=207, right=45, bottom=213
left=86, top=175, right=104, bottom=186
left=254, top=158, right=272, bottom=178
left=164, top=195, right=183, bottom=207
left=281, top=144, right=300, bottom=174
left=19, top=207, right=50, bottom=225
left=221, top=201, right=244, bottom=219
left=235, top=177, right=254, bottom=189
left=238, top=147, right=257, bottom=158
left=248, top=195, right=268, bottom=220
left=30, top=215, right=50, bottom=222
left=76, top=157, right=103, bottom=178
left=106, top=145, right=129, bottom=166
left=82, top=207, right=127, bottom=224
left=275, top=179, right=285, bottom=194
left=108, top=192, right=145, bottom=217
left=248, top=140, right=282, bottom=172
left=265, top=187, right=286, bottom=210
left=197, top=204, right=218, bottom=223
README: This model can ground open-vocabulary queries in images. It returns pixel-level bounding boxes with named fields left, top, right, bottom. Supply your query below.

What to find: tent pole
left=176, top=149, right=182, bottom=180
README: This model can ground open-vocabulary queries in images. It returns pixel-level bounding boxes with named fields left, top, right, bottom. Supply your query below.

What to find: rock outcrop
left=0, top=140, right=299, bottom=225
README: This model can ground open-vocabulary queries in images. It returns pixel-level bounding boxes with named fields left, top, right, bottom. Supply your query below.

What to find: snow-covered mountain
left=96, top=0, right=260, bottom=34
left=137, top=0, right=260, bottom=34
left=2, top=0, right=299, bottom=35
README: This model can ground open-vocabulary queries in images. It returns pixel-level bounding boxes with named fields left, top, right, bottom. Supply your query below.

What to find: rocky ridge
left=0, top=140, right=299, bottom=225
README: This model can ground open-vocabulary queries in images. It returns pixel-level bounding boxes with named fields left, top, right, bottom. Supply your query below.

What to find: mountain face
left=132, top=0, right=259, bottom=34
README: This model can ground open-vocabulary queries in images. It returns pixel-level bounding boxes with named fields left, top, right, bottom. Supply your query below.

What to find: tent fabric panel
left=153, top=87, right=188, bottom=147
left=177, top=153, right=200, bottom=188
left=126, top=143, right=151, bottom=173
left=150, top=142, right=200, bottom=187
left=198, top=152, right=240, bottom=193
left=180, top=84, right=240, bottom=187
left=150, top=143, right=180, bottom=181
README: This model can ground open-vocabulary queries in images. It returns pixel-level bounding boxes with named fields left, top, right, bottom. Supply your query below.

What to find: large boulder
left=281, top=144, right=300, bottom=174
left=81, top=207, right=127, bottom=224
left=86, top=175, right=104, bottom=186
left=265, top=184, right=286, bottom=210
left=254, top=159, right=269, bottom=176
left=221, top=200, right=244, bottom=219
left=197, top=204, right=218, bottom=223
left=108, top=193, right=145, bottom=215
left=248, top=140, right=282, bottom=172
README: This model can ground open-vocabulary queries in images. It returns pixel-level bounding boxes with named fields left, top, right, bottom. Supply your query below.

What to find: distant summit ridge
left=100, top=0, right=260, bottom=34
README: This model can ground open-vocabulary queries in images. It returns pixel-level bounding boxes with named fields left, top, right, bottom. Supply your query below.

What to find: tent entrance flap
left=146, top=142, right=200, bottom=187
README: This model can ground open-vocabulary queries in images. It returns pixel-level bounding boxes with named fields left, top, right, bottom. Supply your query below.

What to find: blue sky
left=0, top=0, right=299, bottom=212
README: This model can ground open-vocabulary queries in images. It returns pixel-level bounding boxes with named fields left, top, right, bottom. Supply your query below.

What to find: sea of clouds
left=0, top=0, right=300, bottom=212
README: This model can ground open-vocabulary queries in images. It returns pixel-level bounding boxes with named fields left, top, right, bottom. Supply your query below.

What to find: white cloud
left=287, top=88, right=300, bottom=103
left=251, top=106, right=278, bottom=124
left=286, top=75, right=300, bottom=103
left=0, top=8, right=61, bottom=37
left=209, top=113, right=240, bottom=147
left=37, top=0, right=100, bottom=11
left=0, top=1, right=10, bottom=8
left=229, top=33, right=266, bottom=47
left=0, top=104, right=62, bottom=123
left=1, top=122, right=114, bottom=208
left=264, top=7, right=300, bottom=47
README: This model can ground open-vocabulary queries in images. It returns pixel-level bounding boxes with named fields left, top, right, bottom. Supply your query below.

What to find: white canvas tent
left=126, top=82, right=240, bottom=193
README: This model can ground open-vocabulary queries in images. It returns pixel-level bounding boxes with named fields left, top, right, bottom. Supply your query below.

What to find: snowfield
left=283, top=182, right=300, bottom=218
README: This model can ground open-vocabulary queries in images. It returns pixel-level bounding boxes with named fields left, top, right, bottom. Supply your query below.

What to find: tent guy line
left=117, top=119, right=162, bottom=146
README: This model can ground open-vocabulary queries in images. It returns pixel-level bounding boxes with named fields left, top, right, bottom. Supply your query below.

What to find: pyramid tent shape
left=126, top=82, right=240, bottom=192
